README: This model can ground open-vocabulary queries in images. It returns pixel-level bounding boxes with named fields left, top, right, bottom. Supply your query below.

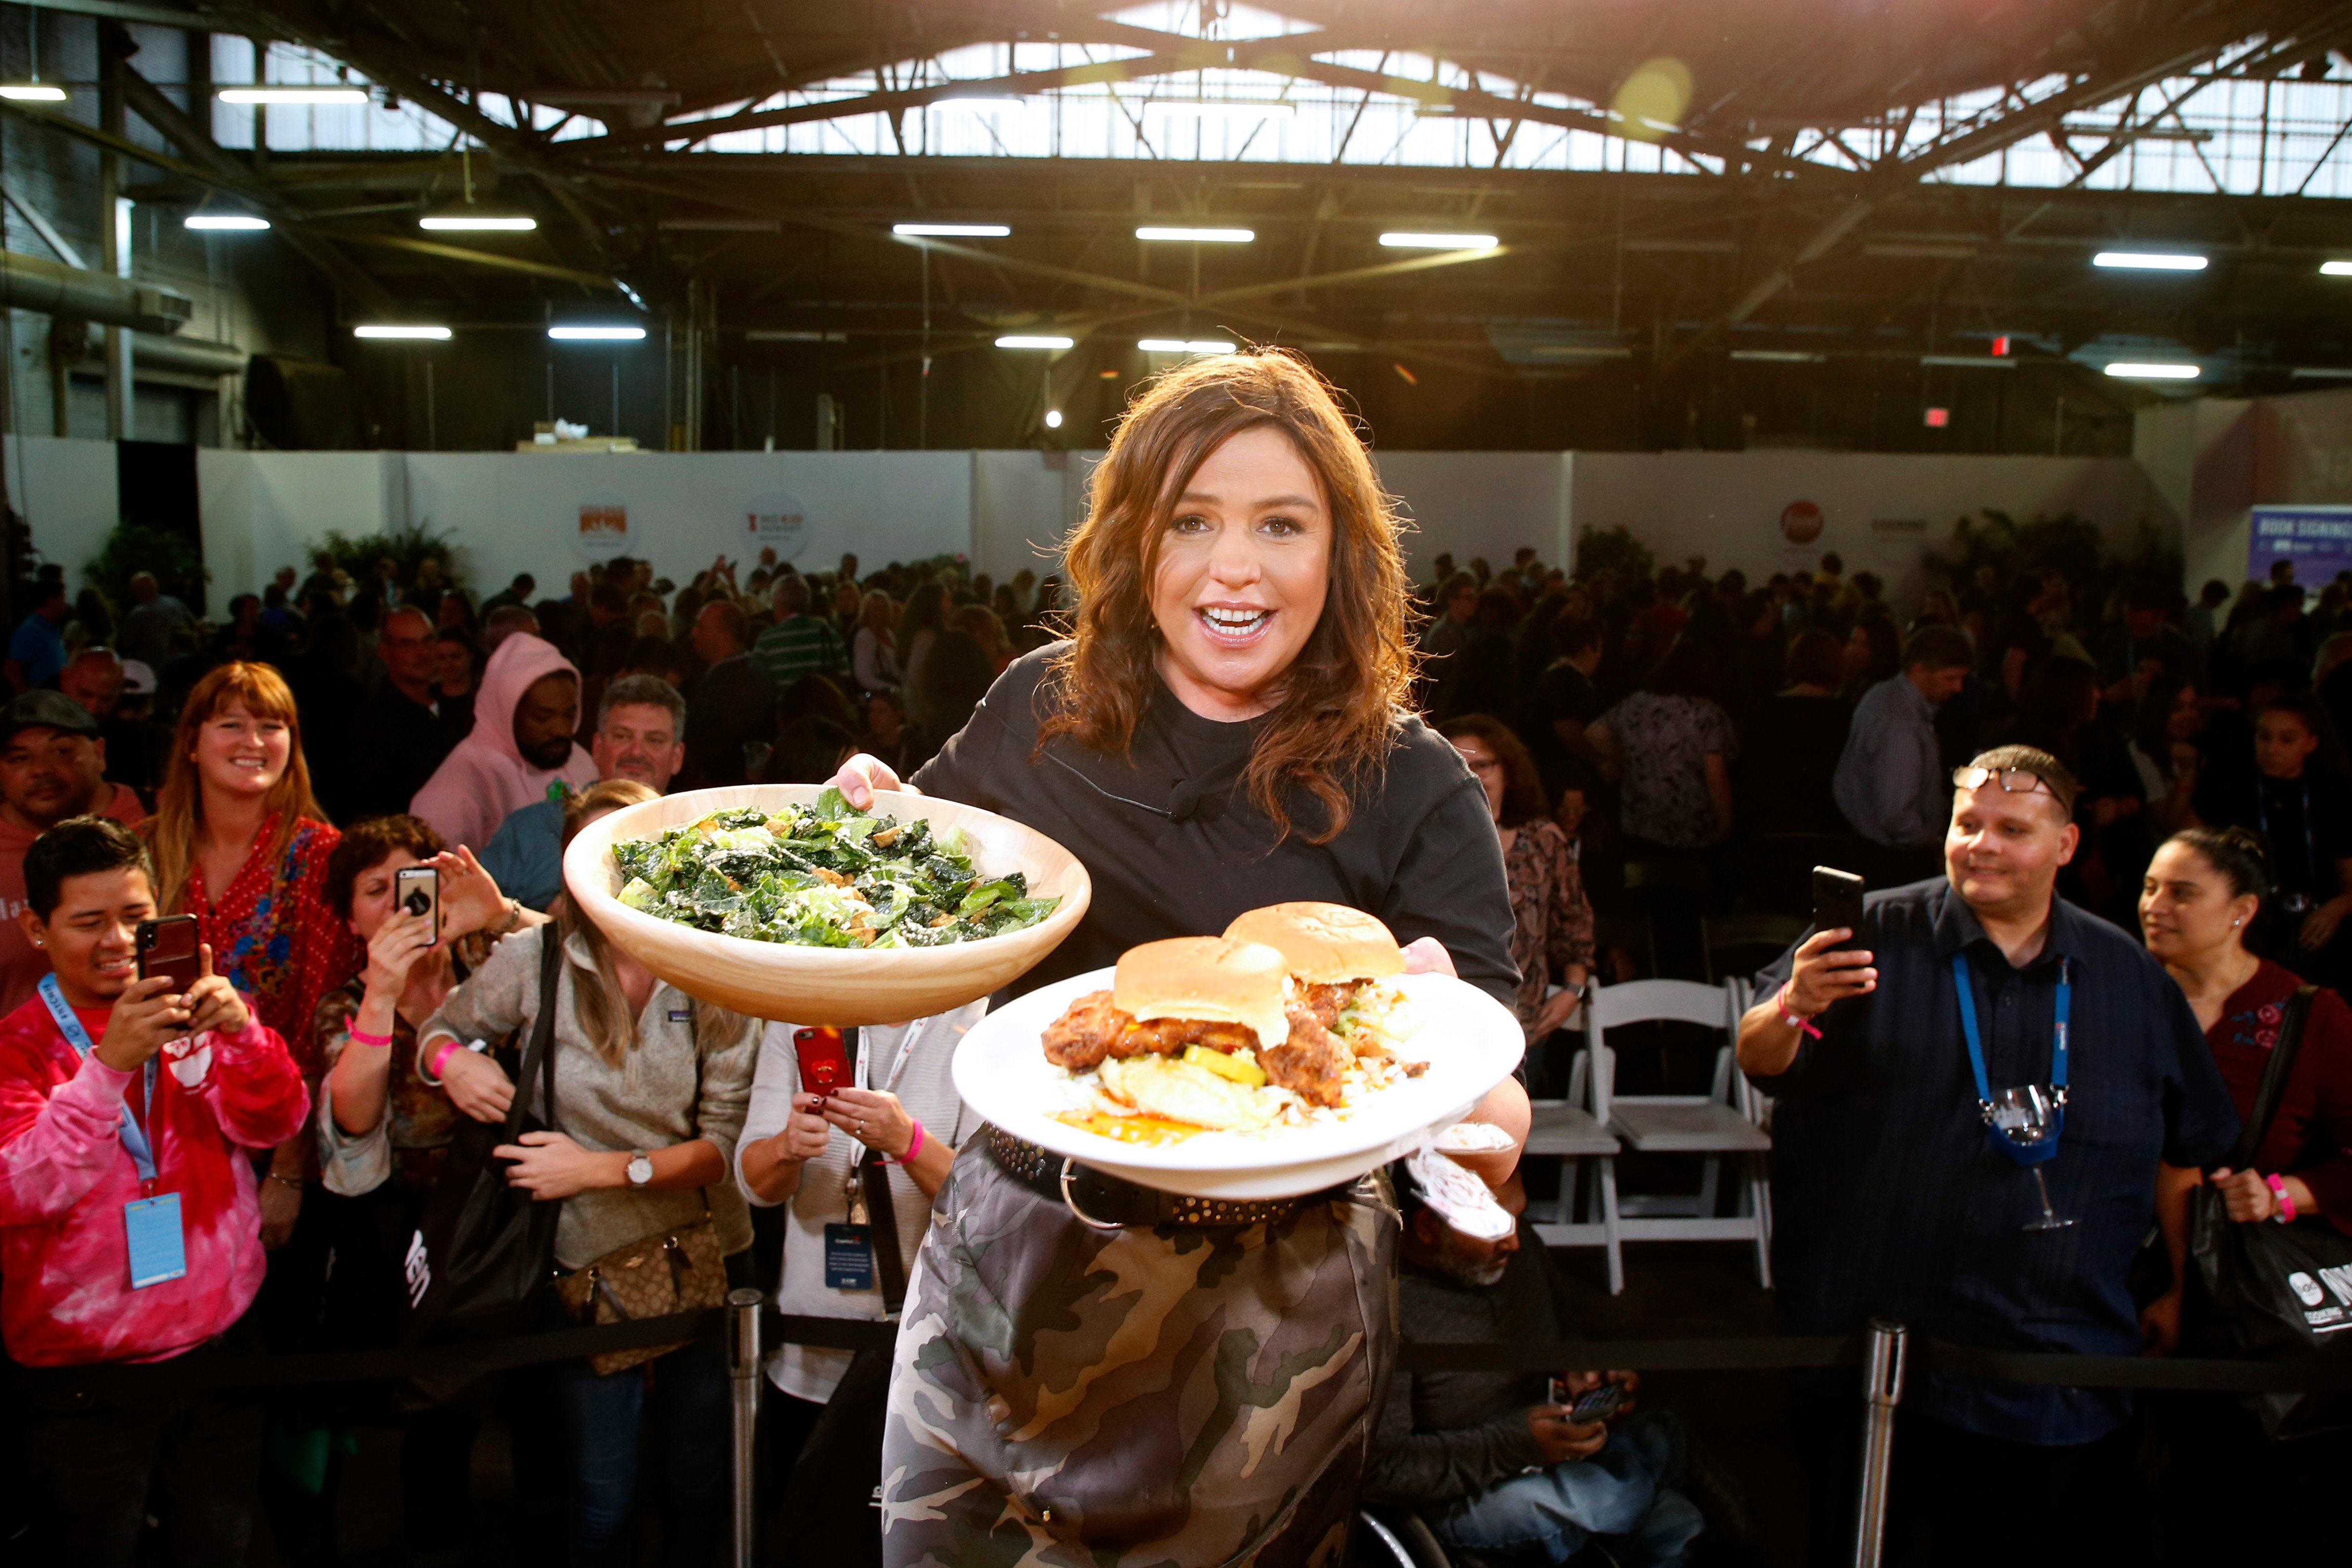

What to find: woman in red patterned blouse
left=1442, top=714, right=1596, bottom=1044
left=144, top=662, right=358, bottom=1249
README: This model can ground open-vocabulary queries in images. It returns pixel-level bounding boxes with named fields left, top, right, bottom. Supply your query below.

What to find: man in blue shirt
left=1831, top=625, right=1974, bottom=888
left=4, top=581, right=69, bottom=694
left=1743, top=743, right=2237, bottom=1566
left=480, top=673, right=684, bottom=908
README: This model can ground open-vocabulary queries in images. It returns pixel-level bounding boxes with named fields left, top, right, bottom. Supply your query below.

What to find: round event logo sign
left=574, top=491, right=635, bottom=559
left=746, top=490, right=809, bottom=561
left=1780, top=499, right=1824, bottom=545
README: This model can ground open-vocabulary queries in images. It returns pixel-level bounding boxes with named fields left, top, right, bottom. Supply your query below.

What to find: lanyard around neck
left=40, top=974, right=159, bottom=1186
left=1951, top=950, right=2070, bottom=1112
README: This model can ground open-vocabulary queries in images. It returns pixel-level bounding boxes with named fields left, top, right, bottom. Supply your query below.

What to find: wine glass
left=1989, top=1085, right=2075, bottom=1232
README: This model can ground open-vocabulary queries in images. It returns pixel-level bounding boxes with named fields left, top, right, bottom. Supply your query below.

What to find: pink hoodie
left=408, top=633, right=597, bottom=850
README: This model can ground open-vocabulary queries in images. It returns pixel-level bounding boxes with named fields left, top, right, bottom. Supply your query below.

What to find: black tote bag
left=2187, top=985, right=2352, bottom=1436
left=402, top=929, right=565, bottom=1352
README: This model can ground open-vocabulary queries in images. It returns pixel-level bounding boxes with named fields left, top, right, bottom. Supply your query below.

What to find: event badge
left=824, top=1222, right=875, bottom=1290
left=124, top=1193, right=187, bottom=1289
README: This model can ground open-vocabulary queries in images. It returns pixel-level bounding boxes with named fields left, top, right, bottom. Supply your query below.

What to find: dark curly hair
left=1437, top=713, right=1549, bottom=828
left=323, top=815, right=446, bottom=923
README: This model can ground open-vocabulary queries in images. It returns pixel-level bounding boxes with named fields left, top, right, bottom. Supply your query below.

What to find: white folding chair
left=1588, top=978, right=1774, bottom=1289
left=1522, top=1002, right=1625, bottom=1289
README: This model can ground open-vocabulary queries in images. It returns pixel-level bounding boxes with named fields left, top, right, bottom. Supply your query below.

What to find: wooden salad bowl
left=562, top=784, right=1091, bottom=1025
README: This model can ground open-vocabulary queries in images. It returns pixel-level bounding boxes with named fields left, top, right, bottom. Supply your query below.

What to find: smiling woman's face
left=1147, top=425, right=1331, bottom=722
left=193, top=697, right=290, bottom=801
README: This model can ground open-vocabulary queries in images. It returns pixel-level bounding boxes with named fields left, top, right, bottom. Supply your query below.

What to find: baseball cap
left=3, top=689, right=99, bottom=741
left=120, top=659, right=156, bottom=696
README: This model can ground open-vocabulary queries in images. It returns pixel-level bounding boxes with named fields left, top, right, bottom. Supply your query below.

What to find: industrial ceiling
left=15, top=0, right=2352, bottom=449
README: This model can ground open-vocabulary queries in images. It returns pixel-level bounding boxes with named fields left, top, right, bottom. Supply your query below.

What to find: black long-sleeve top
left=912, top=644, right=1520, bottom=1009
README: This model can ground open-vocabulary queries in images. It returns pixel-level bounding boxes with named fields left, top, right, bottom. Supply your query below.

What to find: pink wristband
left=2268, top=1173, right=2297, bottom=1224
left=347, top=1026, right=394, bottom=1049
left=1776, top=983, right=1823, bottom=1040
left=896, top=1119, right=926, bottom=1164
left=426, top=1039, right=459, bottom=1081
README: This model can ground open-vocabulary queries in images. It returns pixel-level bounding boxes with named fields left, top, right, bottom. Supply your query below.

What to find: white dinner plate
left=953, top=967, right=1525, bottom=1198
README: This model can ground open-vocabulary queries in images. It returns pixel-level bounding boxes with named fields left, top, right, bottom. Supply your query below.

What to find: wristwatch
left=625, top=1150, right=654, bottom=1187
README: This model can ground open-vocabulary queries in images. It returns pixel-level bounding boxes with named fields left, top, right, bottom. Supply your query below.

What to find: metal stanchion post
left=729, top=1286, right=765, bottom=1568
left=1851, top=1317, right=1908, bottom=1568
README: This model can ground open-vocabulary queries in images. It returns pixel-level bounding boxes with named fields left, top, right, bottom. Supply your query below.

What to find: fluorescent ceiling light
left=2291, top=367, right=2352, bottom=379
left=2323, top=261, right=2352, bottom=277
left=2104, top=361, right=2200, bottom=379
left=185, top=215, right=270, bottom=231
left=1380, top=231, right=1498, bottom=250
left=1135, top=226, right=1253, bottom=243
left=747, top=330, right=844, bottom=342
left=548, top=326, right=647, bottom=341
left=353, top=325, right=451, bottom=340
left=995, top=335, right=1074, bottom=349
left=420, top=214, right=538, bottom=231
left=2092, top=251, right=2207, bottom=271
left=1732, top=349, right=1826, bottom=363
left=1919, top=354, right=2015, bottom=369
left=1139, top=338, right=1235, bottom=354
left=219, top=87, right=369, bottom=105
left=0, top=85, right=67, bottom=102
left=894, top=223, right=1010, bottom=238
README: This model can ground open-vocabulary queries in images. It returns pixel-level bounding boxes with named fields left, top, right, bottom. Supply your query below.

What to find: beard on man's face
left=1430, top=1226, right=1511, bottom=1288
left=516, top=727, right=575, bottom=769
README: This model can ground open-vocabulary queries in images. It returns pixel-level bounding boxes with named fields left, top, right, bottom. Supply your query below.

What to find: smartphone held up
left=135, top=915, right=202, bottom=994
left=395, top=866, right=441, bottom=947
left=1810, top=866, right=1866, bottom=945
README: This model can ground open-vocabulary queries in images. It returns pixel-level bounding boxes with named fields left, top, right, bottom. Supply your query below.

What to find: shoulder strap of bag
left=847, top=1027, right=910, bottom=1317
left=2228, top=984, right=2316, bottom=1170
left=503, top=927, right=565, bottom=1141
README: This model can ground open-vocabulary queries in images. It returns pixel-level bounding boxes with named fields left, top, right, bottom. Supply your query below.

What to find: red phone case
left=795, top=1027, right=850, bottom=1097
left=139, top=918, right=202, bottom=992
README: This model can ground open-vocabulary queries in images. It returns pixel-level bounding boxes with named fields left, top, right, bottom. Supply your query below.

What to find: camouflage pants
left=879, top=1138, right=1399, bottom=1568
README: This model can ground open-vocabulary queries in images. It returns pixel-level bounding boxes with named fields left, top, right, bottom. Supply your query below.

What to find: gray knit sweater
left=420, top=924, right=756, bottom=1269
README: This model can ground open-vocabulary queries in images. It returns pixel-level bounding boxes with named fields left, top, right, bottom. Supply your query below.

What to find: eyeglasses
left=1951, top=765, right=2054, bottom=800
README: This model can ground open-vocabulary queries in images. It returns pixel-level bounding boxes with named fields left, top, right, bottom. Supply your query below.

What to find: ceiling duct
left=0, top=251, right=193, bottom=334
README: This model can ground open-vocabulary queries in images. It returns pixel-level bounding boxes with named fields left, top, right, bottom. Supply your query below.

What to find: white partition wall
left=198, top=450, right=397, bottom=601
left=970, top=449, right=1094, bottom=582
left=172, top=443, right=2210, bottom=608
left=1569, top=452, right=2179, bottom=604
left=400, top=451, right=973, bottom=596
left=1374, top=451, right=1575, bottom=582
left=8, top=436, right=121, bottom=583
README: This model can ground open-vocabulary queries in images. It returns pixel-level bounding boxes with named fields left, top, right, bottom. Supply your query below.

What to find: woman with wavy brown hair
left=812, top=350, right=1524, bottom=1566
left=146, top=661, right=358, bottom=1248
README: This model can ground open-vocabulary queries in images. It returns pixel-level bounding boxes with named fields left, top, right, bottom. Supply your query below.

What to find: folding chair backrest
left=1586, top=978, right=1739, bottom=1122
left=1586, top=978, right=1729, bottom=1032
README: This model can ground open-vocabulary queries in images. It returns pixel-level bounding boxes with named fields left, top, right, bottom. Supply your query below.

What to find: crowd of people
left=0, top=362, right=2345, bottom=1567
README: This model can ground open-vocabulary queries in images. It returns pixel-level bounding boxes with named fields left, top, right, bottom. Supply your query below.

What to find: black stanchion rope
left=14, top=1319, right=2352, bottom=1397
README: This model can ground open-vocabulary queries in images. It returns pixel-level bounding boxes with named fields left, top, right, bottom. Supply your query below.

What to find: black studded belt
left=985, top=1127, right=1344, bottom=1230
